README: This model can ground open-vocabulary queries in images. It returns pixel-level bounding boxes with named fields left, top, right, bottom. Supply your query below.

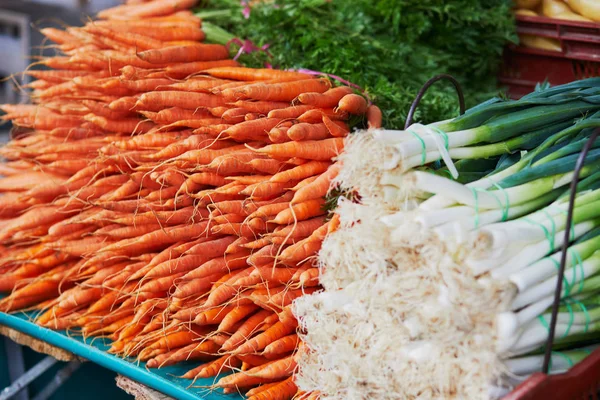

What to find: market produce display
left=2, top=0, right=596, bottom=399
left=294, top=79, right=600, bottom=399
left=0, top=0, right=381, bottom=398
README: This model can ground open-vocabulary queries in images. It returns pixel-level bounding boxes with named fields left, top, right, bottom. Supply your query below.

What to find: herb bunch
left=197, top=0, right=517, bottom=128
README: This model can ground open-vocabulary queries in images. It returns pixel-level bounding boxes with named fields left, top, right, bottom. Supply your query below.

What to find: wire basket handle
left=404, top=74, right=466, bottom=129
left=542, top=128, right=600, bottom=373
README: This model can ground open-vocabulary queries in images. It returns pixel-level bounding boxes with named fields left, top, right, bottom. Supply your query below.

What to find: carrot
left=204, top=67, right=312, bottom=82
left=181, top=355, right=241, bottom=379
left=278, top=224, right=329, bottom=264
left=202, top=268, right=254, bottom=308
left=297, top=108, right=348, bottom=124
left=246, top=382, right=283, bottom=398
left=218, top=304, right=260, bottom=333
left=246, top=244, right=280, bottom=267
left=269, top=199, right=326, bottom=225
left=84, top=25, right=163, bottom=50
left=229, top=311, right=298, bottom=355
left=210, top=200, right=246, bottom=216
left=216, top=356, right=296, bottom=388
left=153, top=340, right=220, bottom=368
left=286, top=123, right=329, bottom=141
left=109, top=96, right=138, bottom=112
left=221, top=309, right=274, bottom=351
left=268, top=126, right=291, bottom=144
left=165, top=59, right=240, bottom=79
left=240, top=181, right=298, bottom=200
left=297, top=86, right=354, bottom=108
left=168, top=79, right=229, bottom=93
left=113, top=77, right=175, bottom=93
left=367, top=104, right=383, bottom=129
left=337, top=93, right=368, bottom=114
left=248, top=356, right=297, bottom=380
left=137, top=44, right=229, bottom=64
left=255, top=138, right=343, bottom=161
left=171, top=274, right=220, bottom=300
left=292, top=163, right=340, bottom=204
left=231, top=100, right=289, bottom=114
left=253, top=287, right=318, bottom=310
left=322, top=115, right=350, bottom=137
left=247, top=159, right=288, bottom=175
left=299, top=268, right=320, bottom=287
left=270, top=217, right=326, bottom=240
left=248, top=377, right=297, bottom=400
left=262, top=334, right=299, bottom=359
left=235, top=266, right=297, bottom=288
left=145, top=236, right=238, bottom=278
left=95, top=221, right=212, bottom=259
left=269, top=161, right=330, bottom=183
left=180, top=250, right=251, bottom=281
left=40, top=27, right=78, bottom=44
left=220, top=108, right=249, bottom=124
left=223, top=79, right=330, bottom=102
left=222, top=118, right=282, bottom=141
left=98, top=0, right=198, bottom=19
left=212, top=213, right=246, bottom=225
left=135, top=91, right=226, bottom=111
left=225, top=237, right=251, bottom=254
left=247, top=202, right=291, bottom=220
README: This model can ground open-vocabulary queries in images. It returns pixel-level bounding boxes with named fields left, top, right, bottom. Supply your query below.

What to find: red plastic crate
left=505, top=343, right=600, bottom=400
left=499, top=15, right=600, bottom=98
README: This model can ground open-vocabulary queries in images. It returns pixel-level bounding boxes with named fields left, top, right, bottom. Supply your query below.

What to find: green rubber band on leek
left=408, top=129, right=427, bottom=166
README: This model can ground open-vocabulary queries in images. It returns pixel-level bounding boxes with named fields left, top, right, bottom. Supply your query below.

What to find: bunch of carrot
left=0, top=0, right=381, bottom=399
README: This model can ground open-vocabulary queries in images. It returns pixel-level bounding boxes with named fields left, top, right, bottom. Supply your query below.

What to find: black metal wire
left=542, top=128, right=600, bottom=374
left=404, top=74, right=466, bottom=129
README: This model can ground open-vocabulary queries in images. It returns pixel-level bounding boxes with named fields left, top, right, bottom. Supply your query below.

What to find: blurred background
left=0, top=0, right=120, bottom=143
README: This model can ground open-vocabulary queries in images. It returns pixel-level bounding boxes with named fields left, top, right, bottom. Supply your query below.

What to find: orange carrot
left=164, top=59, right=240, bottom=79
left=181, top=355, right=241, bottom=379
left=297, top=86, right=354, bottom=108
left=270, top=217, right=326, bottom=240
left=268, top=126, right=291, bottom=144
left=322, top=115, right=350, bottom=137
left=218, top=304, right=260, bottom=333
left=240, top=181, right=298, bottom=200
left=247, top=159, right=288, bottom=175
left=262, top=335, right=299, bottom=359
left=297, top=108, right=348, bottom=124
left=269, top=199, right=326, bottom=225
left=222, top=309, right=274, bottom=351
left=248, top=376, right=297, bottom=400
left=202, top=268, right=254, bottom=308
left=269, top=161, right=330, bottom=183
left=292, top=163, right=340, bottom=203
left=267, top=104, right=314, bottom=119
left=286, top=123, right=331, bottom=141
left=204, top=67, right=311, bottom=82
left=256, top=138, right=343, bottom=161
left=135, top=91, right=226, bottom=111
left=299, top=268, right=320, bottom=287
left=223, top=79, right=330, bottom=102
left=247, top=356, right=297, bottom=380
left=367, top=104, right=382, bottom=129
left=221, top=108, right=249, bottom=124
left=194, top=304, right=239, bottom=325
left=137, top=44, right=229, bottom=64
left=337, top=93, right=368, bottom=114
left=231, top=100, right=289, bottom=114
left=222, top=118, right=282, bottom=141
